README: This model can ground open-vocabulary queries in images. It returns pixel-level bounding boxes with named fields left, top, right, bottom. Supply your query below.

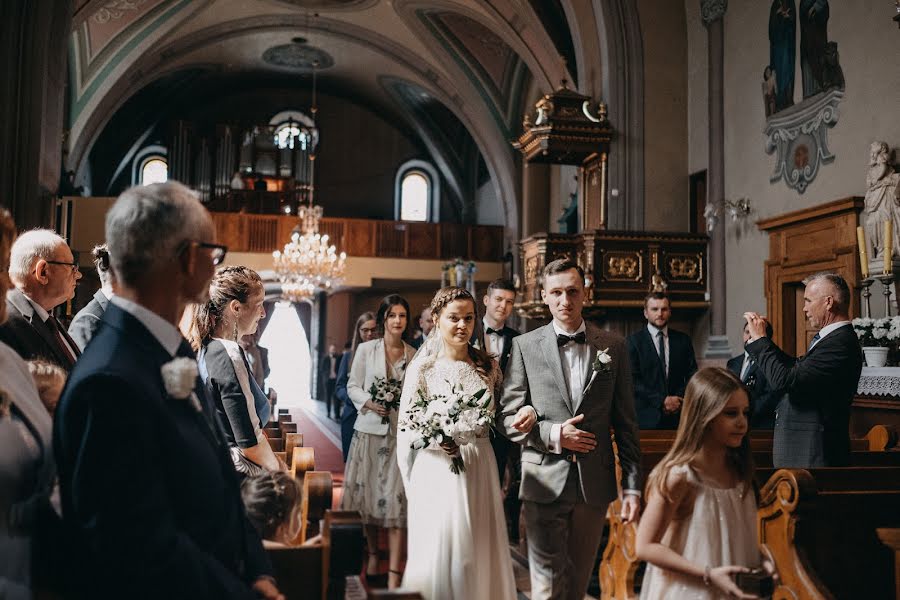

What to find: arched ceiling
left=68, top=0, right=578, bottom=240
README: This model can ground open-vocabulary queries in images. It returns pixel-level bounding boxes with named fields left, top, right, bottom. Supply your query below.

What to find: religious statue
left=649, top=271, right=669, bottom=294
left=768, top=0, right=796, bottom=112
left=863, top=141, right=900, bottom=264
left=762, top=66, right=778, bottom=117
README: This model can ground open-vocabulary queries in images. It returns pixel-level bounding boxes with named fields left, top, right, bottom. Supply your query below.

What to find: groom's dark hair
left=542, top=258, right=585, bottom=283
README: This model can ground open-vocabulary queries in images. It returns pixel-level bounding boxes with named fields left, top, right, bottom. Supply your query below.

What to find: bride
left=397, top=287, right=518, bottom=600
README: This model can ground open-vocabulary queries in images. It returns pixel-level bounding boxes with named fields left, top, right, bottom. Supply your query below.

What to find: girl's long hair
left=376, top=294, right=410, bottom=340
left=645, top=367, right=754, bottom=502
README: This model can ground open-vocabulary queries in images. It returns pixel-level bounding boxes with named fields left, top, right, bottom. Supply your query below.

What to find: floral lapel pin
left=583, top=347, right=613, bottom=398
left=593, top=348, right=613, bottom=374
left=161, top=357, right=203, bottom=413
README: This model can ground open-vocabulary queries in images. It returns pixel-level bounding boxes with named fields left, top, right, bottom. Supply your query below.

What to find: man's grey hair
left=106, top=182, right=211, bottom=287
left=804, top=271, right=851, bottom=313
left=9, top=229, right=68, bottom=283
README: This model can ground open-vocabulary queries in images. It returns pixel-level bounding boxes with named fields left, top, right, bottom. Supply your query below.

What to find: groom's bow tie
left=557, top=332, right=587, bottom=346
left=485, top=327, right=502, bottom=335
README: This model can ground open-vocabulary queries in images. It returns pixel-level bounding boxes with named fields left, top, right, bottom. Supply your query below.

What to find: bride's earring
left=232, top=319, right=239, bottom=342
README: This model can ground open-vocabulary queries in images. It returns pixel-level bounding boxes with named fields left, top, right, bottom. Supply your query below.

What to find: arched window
left=132, top=144, right=168, bottom=186
left=400, top=171, right=429, bottom=221
left=274, top=122, right=310, bottom=151
left=140, top=157, right=168, bottom=185
left=395, top=160, right=440, bottom=222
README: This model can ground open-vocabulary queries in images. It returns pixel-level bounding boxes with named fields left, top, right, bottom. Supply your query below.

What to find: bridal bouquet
left=368, top=376, right=403, bottom=424
left=399, top=384, right=492, bottom=474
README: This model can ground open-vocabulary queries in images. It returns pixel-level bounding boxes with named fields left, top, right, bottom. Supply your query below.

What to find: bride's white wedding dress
left=397, top=355, right=517, bottom=600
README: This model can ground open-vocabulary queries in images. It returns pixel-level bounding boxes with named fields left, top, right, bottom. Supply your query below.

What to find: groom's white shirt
left=546, top=319, right=589, bottom=454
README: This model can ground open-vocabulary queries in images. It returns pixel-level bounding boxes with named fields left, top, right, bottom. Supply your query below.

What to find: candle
left=885, top=220, right=894, bottom=275
left=857, top=226, right=869, bottom=279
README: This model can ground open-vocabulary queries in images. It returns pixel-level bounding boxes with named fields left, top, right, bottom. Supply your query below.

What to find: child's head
left=648, top=367, right=753, bottom=499
left=240, top=471, right=302, bottom=544
left=27, top=359, right=67, bottom=416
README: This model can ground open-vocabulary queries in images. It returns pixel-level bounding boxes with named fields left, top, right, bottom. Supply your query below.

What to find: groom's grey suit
left=500, top=321, right=641, bottom=600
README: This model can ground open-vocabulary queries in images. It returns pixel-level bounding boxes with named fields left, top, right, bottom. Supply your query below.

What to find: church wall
left=476, top=180, right=504, bottom=226
left=686, top=1, right=900, bottom=353
left=637, top=0, right=690, bottom=232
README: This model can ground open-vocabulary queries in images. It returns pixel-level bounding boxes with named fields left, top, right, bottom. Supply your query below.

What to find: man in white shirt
left=500, top=259, right=641, bottom=600
left=0, top=229, right=83, bottom=369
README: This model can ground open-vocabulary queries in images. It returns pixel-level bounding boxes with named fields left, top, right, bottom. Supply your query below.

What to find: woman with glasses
left=341, top=295, right=415, bottom=589
left=190, top=265, right=284, bottom=476
left=336, top=311, right=379, bottom=461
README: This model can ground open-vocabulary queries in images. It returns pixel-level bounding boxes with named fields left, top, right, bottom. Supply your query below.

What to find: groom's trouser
left=523, top=466, right=608, bottom=600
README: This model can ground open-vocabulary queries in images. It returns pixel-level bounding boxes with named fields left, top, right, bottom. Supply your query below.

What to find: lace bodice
left=415, top=357, right=500, bottom=409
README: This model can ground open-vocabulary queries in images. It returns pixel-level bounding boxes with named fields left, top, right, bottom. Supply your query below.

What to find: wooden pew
left=758, top=469, right=900, bottom=599
left=267, top=510, right=364, bottom=600
left=876, top=528, right=900, bottom=600
left=285, top=432, right=305, bottom=468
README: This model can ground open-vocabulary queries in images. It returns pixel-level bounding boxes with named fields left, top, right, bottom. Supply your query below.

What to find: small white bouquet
left=399, top=384, right=492, bottom=474
left=368, top=376, right=403, bottom=424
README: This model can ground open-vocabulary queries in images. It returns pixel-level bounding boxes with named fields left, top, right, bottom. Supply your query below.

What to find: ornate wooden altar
left=517, top=230, right=709, bottom=320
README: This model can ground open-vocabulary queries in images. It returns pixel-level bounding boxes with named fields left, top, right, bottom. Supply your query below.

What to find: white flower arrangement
left=852, top=316, right=900, bottom=347
left=368, top=376, right=403, bottom=424
left=399, top=384, right=492, bottom=474
left=161, top=357, right=203, bottom=412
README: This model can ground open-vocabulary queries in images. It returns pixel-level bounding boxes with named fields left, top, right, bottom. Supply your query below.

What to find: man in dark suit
left=0, top=229, right=83, bottom=370
left=53, top=182, right=283, bottom=599
left=68, top=243, right=114, bottom=351
left=744, top=272, right=862, bottom=467
left=480, top=279, right=521, bottom=468
left=727, top=320, right=782, bottom=429
left=319, top=344, right=341, bottom=419
left=626, top=292, right=698, bottom=429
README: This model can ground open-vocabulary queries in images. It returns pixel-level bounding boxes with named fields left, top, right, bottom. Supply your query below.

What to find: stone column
left=521, top=162, right=551, bottom=236
left=702, top=0, right=731, bottom=358
left=310, top=292, right=328, bottom=401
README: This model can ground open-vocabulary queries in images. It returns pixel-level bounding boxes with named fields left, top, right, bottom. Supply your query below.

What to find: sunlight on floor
left=260, top=301, right=313, bottom=408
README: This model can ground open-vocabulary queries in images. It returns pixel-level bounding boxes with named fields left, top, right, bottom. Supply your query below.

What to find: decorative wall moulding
left=764, top=87, right=843, bottom=194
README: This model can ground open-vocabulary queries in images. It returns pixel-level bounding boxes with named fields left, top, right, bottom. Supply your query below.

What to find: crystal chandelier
left=272, top=61, right=347, bottom=302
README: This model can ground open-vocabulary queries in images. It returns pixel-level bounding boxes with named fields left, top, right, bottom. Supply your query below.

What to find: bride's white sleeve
left=396, top=356, right=423, bottom=491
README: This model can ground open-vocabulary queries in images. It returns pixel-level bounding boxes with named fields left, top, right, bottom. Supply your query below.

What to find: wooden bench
left=758, top=468, right=900, bottom=599
left=267, top=510, right=364, bottom=600
left=876, top=528, right=900, bottom=600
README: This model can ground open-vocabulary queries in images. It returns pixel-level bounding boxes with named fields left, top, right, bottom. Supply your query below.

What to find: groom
left=500, top=259, right=642, bottom=600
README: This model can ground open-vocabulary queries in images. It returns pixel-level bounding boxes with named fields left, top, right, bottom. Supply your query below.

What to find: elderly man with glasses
left=0, top=229, right=83, bottom=369
left=54, top=182, right=284, bottom=599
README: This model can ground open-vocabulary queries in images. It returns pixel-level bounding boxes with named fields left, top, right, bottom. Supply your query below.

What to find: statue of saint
left=863, top=141, right=900, bottom=264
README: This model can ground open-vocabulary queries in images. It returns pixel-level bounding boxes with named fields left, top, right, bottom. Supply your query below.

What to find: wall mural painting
left=764, top=0, right=845, bottom=193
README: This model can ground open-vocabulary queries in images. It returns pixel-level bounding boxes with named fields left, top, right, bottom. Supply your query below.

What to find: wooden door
left=793, top=285, right=818, bottom=356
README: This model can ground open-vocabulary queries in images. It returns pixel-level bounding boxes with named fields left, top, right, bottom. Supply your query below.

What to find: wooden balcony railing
left=210, top=212, right=506, bottom=262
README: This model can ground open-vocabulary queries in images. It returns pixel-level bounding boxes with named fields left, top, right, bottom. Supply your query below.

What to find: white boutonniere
left=161, top=358, right=202, bottom=412
left=593, top=348, right=613, bottom=374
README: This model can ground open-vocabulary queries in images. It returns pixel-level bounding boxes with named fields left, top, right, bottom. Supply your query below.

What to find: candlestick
left=857, top=226, right=869, bottom=279
left=860, top=278, right=873, bottom=318
left=884, top=220, right=893, bottom=275
left=878, top=273, right=895, bottom=317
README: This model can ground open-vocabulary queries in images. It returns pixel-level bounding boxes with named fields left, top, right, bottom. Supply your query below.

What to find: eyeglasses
left=178, top=240, right=228, bottom=266
left=360, top=327, right=378, bottom=335
left=45, top=260, right=79, bottom=273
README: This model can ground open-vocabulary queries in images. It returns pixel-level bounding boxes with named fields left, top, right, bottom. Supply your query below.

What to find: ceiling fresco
left=262, top=43, right=335, bottom=70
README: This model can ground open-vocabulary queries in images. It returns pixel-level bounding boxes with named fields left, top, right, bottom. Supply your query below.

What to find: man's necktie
left=807, top=332, right=821, bottom=352
left=557, top=332, right=587, bottom=346
left=46, top=315, right=78, bottom=365
left=657, top=330, right=667, bottom=377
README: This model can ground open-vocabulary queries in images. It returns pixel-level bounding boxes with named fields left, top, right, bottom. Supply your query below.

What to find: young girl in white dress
left=341, top=294, right=416, bottom=589
left=397, top=287, right=517, bottom=600
left=636, top=367, right=776, bottom=599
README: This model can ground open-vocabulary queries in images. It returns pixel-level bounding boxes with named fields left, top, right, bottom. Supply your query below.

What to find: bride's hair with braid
left=429, top=286, right=494, bottom=376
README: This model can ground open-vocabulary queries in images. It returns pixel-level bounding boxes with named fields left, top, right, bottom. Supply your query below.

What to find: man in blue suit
left=626, top=292, right=698, bottom=429
left=53, top=182, right=283, bottom=599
